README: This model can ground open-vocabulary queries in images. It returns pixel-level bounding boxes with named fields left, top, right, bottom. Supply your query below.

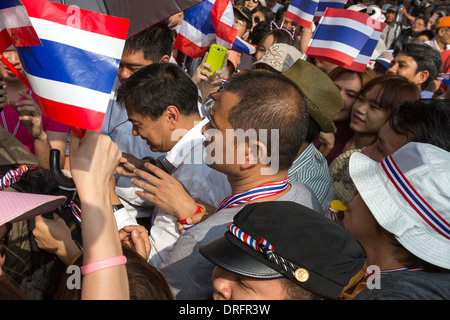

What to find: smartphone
left=204, top=44, right=228, bottom=77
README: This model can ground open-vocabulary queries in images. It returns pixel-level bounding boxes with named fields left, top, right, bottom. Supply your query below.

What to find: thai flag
left=314, top=0, right=348, bottom=22
left=16, top=0, right=129, bottom=132
left=305, top=8, right=382, bottom=67
left=344, top=19, right=385, bottom=72
left=285, top=0, right=320, bottom=29
left=174, top=0, right=254, bottom=58
left=0, top=0, right=41, bottom=51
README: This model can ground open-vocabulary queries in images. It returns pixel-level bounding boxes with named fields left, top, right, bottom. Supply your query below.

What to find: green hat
left=282, top=59, right=344, bottom=133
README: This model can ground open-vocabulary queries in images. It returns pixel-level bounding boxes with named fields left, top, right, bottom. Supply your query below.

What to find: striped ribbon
left=227, top=222, right=274, bottom=252
left=0, top=165, right=28, bottom=190
left=215, top=178, right=289, bottom=212
left=381, top=155, right=450, bottom=240
left=67, top=201, right=81, bottom=225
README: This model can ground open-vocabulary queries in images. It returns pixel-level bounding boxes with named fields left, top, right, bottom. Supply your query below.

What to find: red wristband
left=177, top=204, right=204, bottom=224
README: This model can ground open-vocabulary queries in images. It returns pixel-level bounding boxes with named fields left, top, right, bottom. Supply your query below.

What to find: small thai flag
left=305, top=8, right=382, bottom=67
left=0, top=0, right=41, bottom=50
left=175, top=0, right=254, bottom=58
left=314, top=0, right=348, bottom=22
left=17, top=0, right=129, bottom=132
left=285, top=0, right=320, bottom=29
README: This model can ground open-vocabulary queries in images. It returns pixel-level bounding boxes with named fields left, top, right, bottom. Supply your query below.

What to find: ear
left=239, top=140, right=267, bottom=170
left=415, top=69, right=429, bottom=87
left=159, top=55, right=171, bottom=64
left=165, top=105, right=180, bottom=130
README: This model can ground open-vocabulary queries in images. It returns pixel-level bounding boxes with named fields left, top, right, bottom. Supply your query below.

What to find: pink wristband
left=81, top=255, right=127, bottom=275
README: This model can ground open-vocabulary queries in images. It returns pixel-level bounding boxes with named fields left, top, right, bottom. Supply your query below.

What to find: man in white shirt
left=101, top=21, right=174, bottom=226
left=115, top=62, right=231, bottom=267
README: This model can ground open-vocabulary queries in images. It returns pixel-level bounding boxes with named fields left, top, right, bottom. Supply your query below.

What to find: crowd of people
left=1, top=0, right=449, bottom=301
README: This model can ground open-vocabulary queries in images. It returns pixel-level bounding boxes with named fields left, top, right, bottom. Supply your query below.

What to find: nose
left=212, top=267, right=233, bottom=300
left=386, top=63, right=397, bottom=75
left=118, top=66, right=130, bottom=82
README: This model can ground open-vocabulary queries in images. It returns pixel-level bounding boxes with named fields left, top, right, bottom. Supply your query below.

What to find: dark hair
left=251, top=5, right=275, bottom=24
left=393, top=43, right=442, bottom=89
left=248, top=20, right=272, bottom=45
left=117, top=63, right=199, bottom=120
left=357, top=74, right=421, bottom=113
left=53, top=244, right=174, bottom=300
left=281, top=278, right=328, bottom=300
left=305, top=116, right=321, bottom=143
left=124, top=20, right=174, bottom=63
left=0, top=276, right=28, bottom=300
left=224, top=71, right=308, bottom=171
left=388, top=99, right=450, bottom=152
left=257, top=28, right=295, bottom=47
left=414, top=29, right=435, bottom=41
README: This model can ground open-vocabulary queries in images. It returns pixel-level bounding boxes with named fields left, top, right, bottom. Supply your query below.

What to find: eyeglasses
left=234, top=18, right=244, bottom=26
left=201, top=88, right=223, bottom=120
left=0, top=223, right=12, bottom=256
left=245, top=0, right=259, bottom=3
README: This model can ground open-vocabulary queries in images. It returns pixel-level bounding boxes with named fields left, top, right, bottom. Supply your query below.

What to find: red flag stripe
left=21, top=0, right=129, bottom=40
left=35, top=95, right=105, bottom=132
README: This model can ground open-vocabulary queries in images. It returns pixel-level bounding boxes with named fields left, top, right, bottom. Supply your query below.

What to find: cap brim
left=349, top=151, right=450, bottom=269
left=199, top=232, right=283, bottom=279
left=0, top=191, right=67, bottom=226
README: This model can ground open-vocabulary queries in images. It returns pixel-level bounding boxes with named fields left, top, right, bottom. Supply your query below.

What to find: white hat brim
left=349, top=151, right=450, bottom=269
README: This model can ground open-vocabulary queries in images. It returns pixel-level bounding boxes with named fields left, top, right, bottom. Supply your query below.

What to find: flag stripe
left=18, top=39, right=119, bottom=94
left=0, top=0, right=22, bottom=11
left=30, top=18, right=125, bottom=60
left=26, top=73, right=112, bottom=113
left=34, top=95, right=105, bottom=132
left=311, top=24, right=373, bottom=50
left=21, top=0, right=128, bottom=40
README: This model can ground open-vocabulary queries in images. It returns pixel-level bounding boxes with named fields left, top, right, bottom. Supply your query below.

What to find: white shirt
left=148, top=118, right=231, bottom=267
left=101, top=78, right=165, bottom=219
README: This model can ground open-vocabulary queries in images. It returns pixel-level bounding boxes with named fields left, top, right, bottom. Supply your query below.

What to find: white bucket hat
left=349, top=142, right=450, bottom=269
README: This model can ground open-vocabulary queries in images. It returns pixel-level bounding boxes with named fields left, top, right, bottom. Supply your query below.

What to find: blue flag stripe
left=0, top=0, right=22, bottom=10
left=314, top=24, right=370, bottom=50
left=17, top=39, right=119, bottom=94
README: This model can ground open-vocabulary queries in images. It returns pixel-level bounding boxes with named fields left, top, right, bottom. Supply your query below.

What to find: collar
left=163, top=117, right=209, bottom=169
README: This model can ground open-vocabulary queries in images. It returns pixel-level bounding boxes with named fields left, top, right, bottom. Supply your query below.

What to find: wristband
left=177, top=204, right=204, bottom=225
left=81, top=255, right=127, bottom=275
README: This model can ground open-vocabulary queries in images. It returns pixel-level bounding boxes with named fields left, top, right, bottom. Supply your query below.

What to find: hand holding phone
left=204, top=44, right=228, bottom=77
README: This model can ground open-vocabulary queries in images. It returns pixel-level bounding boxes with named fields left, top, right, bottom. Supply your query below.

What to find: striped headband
left=381, top=154, right=450, bottom=240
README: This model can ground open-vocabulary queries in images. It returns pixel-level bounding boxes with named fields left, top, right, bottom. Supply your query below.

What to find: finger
left=143, top=162, right=172, bottom=180
left=131, top=229, right=151, bottom=260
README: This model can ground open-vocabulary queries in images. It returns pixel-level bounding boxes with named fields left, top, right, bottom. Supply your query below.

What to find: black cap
left=199, top=201, right=365, bottom=299
left=233, top=5, right=253, bottom=27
